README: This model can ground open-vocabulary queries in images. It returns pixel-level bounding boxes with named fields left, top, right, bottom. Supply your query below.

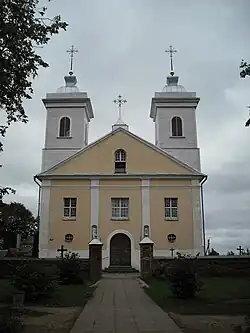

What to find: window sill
left=165, top=218, right=179, bottom=221
left=110, top=218, right=129, bottom=221
left=169, top=136, right=185, bottom=139
left=62, top=217, right=76, bottom=221
left=57, top=136, right=72, bottom=139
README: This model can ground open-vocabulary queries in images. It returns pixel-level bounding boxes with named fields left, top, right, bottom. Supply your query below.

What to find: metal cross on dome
left=113, top=94, right=127, bottom=122
left=67, top=45, right=78, bottom=75
left=165, top=45, right=178, bottom=76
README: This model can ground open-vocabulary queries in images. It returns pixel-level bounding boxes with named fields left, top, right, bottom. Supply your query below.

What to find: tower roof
left=163, top=45, right=186, bottom=93
left=57, top=45, right=80, bottom=93
left=57, top=73, right=80, bottom=93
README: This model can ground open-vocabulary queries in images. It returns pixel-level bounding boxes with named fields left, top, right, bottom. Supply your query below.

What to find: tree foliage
left=0, top=201, right=37, bottom=238
left=240, top=60, right=250, bottom=78
left=0, top=0, right=68, bottom=198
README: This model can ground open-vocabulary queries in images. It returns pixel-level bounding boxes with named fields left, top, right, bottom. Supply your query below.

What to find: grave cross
left=237, top=245, right=244, bottom=255
left=57, top=245, right=68, bottom=259
left=170, top=247, right=175, bottom=257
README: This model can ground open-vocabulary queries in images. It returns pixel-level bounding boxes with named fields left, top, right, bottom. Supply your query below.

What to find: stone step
left=103, top=266, right=139, bottom=273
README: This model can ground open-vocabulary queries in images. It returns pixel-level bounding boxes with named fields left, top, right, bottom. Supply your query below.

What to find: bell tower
left=150, top=46, right=201, bottom=171
left=41, top=45, right=94, bottom=172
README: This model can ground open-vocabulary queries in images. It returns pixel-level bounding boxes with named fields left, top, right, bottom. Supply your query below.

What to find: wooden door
left=110, top=233, right=131, bottom=266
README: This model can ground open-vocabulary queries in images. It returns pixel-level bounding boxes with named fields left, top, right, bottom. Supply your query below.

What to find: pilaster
left=141, top=179, right=150, bottom=238
left=90, top=179, right=99, bottom=239
left=191, top=180, right=203, bottom=253
left=38, top=180, right=51, bottom=258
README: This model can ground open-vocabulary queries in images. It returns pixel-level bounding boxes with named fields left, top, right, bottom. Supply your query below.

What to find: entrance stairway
left=103, top=265, right=139, bottom=273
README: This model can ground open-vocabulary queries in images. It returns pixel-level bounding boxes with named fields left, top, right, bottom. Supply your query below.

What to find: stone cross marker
left=170, top=247, right=175, bottom=257
left=237, top=245, right=244, bottom=255
left=57, top=245, right=68, bottom=259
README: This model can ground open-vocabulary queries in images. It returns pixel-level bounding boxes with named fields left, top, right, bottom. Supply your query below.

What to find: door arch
left=110, top=233, right=131, bottom=266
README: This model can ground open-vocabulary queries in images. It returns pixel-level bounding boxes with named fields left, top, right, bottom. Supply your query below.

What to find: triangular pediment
left=37, top=128, right=205, bottom=179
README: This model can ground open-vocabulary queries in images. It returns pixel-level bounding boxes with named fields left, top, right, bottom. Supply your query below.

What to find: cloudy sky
left=1, top=0, right=250, bottom=254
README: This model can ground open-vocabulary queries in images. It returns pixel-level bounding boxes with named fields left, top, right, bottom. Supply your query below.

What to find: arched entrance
left=110, top=233, right=131, bottom=266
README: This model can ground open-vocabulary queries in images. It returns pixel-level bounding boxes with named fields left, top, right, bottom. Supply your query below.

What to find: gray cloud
left=1, top=0, right=250, bottom=254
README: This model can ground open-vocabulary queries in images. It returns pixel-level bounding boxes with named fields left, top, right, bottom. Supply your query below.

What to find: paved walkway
left=70, top=275, right=182, bottom=333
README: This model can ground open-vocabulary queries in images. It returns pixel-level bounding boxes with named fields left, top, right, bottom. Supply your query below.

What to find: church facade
left=35, top=61, right=207, bottom=270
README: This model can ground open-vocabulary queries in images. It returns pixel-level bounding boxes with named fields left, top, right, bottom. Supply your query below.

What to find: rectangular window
left=111, top=198, right=129, bottom=219
left=165, top=198, right=178, bottom=220
left=63, top=198, right=77, bottom=219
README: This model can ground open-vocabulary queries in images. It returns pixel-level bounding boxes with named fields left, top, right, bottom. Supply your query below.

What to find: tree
left=0, top=0, right=68, bottom=199
left=240, top=60, right=250, bottom=127
left=0, top=202, right=37, bottom=239
left=240, top=60, right=250, bottom=78
left=227, top=250, right=235, bottom=256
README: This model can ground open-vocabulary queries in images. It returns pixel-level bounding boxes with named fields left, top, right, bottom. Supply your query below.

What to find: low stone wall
left=0, top=257, right=89, bottom=279
left=153, top=255, right=250, bottom=277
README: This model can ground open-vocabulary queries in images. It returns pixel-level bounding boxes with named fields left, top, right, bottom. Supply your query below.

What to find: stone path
left=70, top=274, right=182, bottom=333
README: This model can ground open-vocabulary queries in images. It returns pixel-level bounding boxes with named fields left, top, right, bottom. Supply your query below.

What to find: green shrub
left=167, top=254, right=202, bottom=299
left=13, top=261, right=58, bottom=301
left=0, top=307, right=23, bottom=333
left=58, top=252, right=84, bottom=285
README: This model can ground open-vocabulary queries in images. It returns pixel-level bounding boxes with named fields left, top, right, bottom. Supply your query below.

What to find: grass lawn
left=144, top=277, right=250, bottom=315
left=0, top=278, right=95, bottom=307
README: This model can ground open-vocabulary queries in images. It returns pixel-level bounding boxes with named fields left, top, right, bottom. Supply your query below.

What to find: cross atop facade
left=165, top=45, right=178, bottom=76
left=57, top=244, right=68, bottom=259
left=67, top=45, right=78, bottom=75
left=170, top=247, right=175, bottom=257
left=237, top=245, right=244, bottom=255
left=113, top=94, right=127, bottom=122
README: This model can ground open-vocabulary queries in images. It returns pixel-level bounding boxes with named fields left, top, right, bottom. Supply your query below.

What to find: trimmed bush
left=58, top=252, right=84, bottom=285
left=12, top=261, right=58, bottom=301
left=167, top=254, right=202, bottom=299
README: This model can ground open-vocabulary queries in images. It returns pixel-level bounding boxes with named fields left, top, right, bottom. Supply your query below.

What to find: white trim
left=42, top=184, right=202, bottom=189
left=170, top=115, right=184, bottom=137
left=58, top=115, right=72, bottom=138
left=141, top=179, right=150, bottom=237
left=191, top=180, right=203, bottom=252
left=90, top=179, right=99, bottom=239
left=104, top=229, right=139, bottom=269
left=38, top=180, right=51, bottom=258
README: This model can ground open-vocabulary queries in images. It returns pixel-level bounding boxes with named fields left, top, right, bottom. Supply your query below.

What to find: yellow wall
left=150, top=179, right=194, bottom=250
left=99, top=179, right=141, bottom=249
left=49, top=179, right=90, bottom=250
left=51, top=131, right=192, bottom=175
left=47, top=177, right=195, bottom=252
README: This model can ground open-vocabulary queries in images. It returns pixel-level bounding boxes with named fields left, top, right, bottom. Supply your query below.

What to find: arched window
left=59, top=116, right=71, bottom=137
left=114, top=149, right=126, bottom=173
left=171, top=116, right=183, bottom=137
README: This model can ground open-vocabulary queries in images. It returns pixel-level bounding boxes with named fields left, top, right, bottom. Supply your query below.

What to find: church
left=35, top=46, right=207, bottom=270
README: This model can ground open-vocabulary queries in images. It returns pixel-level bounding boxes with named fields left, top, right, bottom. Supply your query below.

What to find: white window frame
left=63, top=197, right=77, bottom=220
left=58, top=116, right=71, bottom=138
left=111, top=197, right=129, bottom=220
left=115, top=149, right=126, bottom=162
left=165, top=198, right=178, bottom=220
left=170, top=116, right=184, bottom=137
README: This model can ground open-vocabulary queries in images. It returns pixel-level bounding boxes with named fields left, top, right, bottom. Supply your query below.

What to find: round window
left=167, top=234, right=176, bottom=243
left=65, top=234, right=73, bottom=242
